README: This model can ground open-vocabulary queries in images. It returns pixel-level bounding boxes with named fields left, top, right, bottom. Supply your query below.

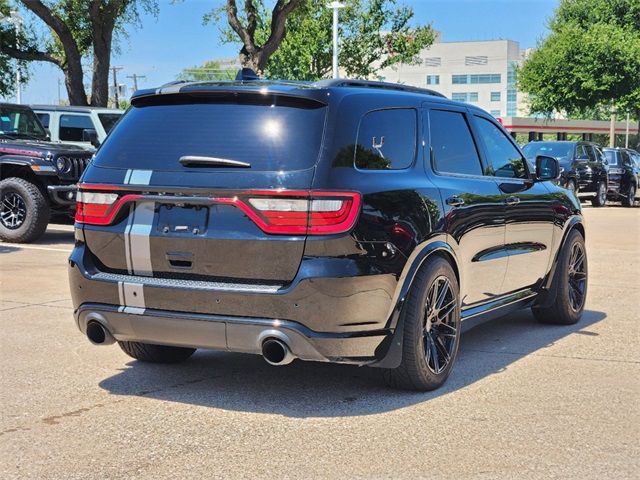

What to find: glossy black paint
left=603, top=148, right=640, bottom=201
left=70, top=81, right=584, bottom=365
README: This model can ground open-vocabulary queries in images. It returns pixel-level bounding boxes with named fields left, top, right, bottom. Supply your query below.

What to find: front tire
left=622, top=183, right=635, bottom=207
left=0, top=177, right=50, bottom=243
left=118, top=341, right=196, bottom=363
left=591, top=180, right=607, bottom=207
left=383, top=257, right=461, bottom=391
left=532, top=229, right=587, bottom=325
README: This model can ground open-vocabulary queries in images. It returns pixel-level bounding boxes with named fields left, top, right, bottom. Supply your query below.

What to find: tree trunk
left=90, top=24, right=114, bottom=107
left=64, top=52, right=89, bottom=106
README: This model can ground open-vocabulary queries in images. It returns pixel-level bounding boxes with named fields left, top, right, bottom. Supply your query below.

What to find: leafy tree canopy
left=212, top=0, right=435, bottom=81
left=518, top=0, right=640, bottom=118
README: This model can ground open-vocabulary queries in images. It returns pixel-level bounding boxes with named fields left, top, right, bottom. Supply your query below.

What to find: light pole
left=328, top=2, right=345, bottom=79
left=0, top=10, right=23, bottom=103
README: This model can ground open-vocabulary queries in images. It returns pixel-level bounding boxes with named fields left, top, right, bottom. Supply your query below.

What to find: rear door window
left=430, top=109, right=483, bottom=176
left=93, top=97, right=327, bottom=172
left=60, top=114, right=94, bottom=141
left=355, top=109, right=416, bottom=170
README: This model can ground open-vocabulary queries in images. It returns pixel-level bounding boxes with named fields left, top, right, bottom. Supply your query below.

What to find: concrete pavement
left=1, top=208, right=638, bottom=479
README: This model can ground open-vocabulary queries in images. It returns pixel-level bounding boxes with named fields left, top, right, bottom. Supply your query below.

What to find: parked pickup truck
left=1, top=103, right=93, bottom=243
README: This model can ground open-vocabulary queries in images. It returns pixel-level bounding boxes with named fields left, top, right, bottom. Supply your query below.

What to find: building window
left=425, top=57, right=442, bottom=67
left=452, top=74, right=501, bottom=84
left=426, top=75, right=440, bottom=85
left=465, top=56, right=488, bottom=66
left=490, top=110, right=501, bottom=117
left=490, top=92, right=501, bottom=102
left=452, top=92, right=479, bottom=103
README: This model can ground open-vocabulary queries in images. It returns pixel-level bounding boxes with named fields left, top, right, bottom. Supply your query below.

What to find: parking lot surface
left=1, top=206, right=638, bottom=479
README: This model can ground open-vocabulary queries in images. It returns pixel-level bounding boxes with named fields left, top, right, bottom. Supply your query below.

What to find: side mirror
left=535, top=155, right=560, bottom=181
left=82, top=128, right=100, bottom=148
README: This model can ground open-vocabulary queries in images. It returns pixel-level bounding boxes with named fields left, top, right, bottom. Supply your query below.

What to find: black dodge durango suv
left=69, top=77, right=587, bottom=391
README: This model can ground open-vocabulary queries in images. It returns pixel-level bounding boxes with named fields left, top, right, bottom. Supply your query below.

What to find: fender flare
left=536, top=215, right=585, bottom=308
left=371, top=240, right=459, bottom=369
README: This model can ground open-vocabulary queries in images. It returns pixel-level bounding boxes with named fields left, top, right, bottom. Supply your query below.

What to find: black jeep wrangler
left=1, top=103, right=93, bottom=243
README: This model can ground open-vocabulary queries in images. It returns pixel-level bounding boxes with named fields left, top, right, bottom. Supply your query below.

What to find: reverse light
left=75, top=190, right=138, bottom=225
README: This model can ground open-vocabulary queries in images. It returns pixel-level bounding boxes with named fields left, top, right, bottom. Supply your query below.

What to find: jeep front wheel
left=0, top=177, right=50, bottom=243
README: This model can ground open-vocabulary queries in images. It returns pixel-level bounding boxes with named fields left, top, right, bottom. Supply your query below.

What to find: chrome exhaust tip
left=86, top=320, right=115, bottom=346
left=261, top=338, right=294, bottom=366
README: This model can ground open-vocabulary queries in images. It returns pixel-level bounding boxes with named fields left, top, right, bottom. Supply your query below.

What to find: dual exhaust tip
left=86, top=320, right=295, bottom=366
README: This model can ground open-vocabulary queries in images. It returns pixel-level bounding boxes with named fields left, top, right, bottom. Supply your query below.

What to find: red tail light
left=220, top=190, right=361, bottom=235
left=76, top=185, right=361, bottom=234
left=75, top=191, right=140, bottom=225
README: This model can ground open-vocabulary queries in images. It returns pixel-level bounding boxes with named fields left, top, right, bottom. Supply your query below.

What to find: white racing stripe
left=122, top=169, right=154, bottom=277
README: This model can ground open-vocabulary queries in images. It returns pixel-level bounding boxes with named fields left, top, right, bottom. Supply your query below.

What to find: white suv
left=31, top=105, right=123, bottom=150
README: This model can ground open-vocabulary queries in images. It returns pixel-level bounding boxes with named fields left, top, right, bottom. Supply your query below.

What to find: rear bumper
left=68, top=243, right=397, bottom=364
left=75, top=304, right=389, bottom=364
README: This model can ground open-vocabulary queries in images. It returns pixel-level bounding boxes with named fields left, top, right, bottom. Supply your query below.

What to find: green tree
left=0, top=0, right=158, bottom=106
left=213, top=0, right=435, bottom=81
left=177, top=60, right=236, bottom=82
left=518, top=0, right=640, bottom=129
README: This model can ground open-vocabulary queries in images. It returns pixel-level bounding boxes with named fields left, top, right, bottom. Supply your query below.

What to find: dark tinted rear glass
left=430, top=110, right=483, bottom=176
left=522, top=142, right=573, bottom=161
left=355, top=109, right=416, bottom=170
left=93, top=97, right=326, bottom=172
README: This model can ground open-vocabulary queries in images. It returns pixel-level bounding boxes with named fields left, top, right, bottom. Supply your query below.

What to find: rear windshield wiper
left=179, top=155, right=251, bottom=168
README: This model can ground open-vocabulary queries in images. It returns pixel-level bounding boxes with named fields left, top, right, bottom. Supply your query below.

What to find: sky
left=9, top=0, right=560, bottom=105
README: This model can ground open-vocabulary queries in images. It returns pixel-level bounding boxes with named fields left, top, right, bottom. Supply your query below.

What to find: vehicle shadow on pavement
left=99, top=309, right=606, bottom=417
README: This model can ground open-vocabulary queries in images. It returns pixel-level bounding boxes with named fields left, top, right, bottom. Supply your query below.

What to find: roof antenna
left=236, top=68, right=260, bottom=81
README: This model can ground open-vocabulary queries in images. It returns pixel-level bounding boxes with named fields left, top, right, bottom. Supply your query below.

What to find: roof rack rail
left=157, top=79, right=192, bottom=89
left=316, top=79, right=446, bottom=98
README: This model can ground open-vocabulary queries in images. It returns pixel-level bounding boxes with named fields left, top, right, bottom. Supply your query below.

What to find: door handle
left=446, top=195, right=465, bottom=207
left=504, top=196, right=520, bottom=206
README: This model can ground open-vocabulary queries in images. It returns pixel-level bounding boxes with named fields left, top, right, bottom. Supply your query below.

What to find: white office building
left=378, top=37, right=528, bottom=118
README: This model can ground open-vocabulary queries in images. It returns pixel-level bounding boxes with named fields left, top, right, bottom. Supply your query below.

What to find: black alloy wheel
left=383, top=257, right=461, bottom=391
left=0, top=192, right=27, bottom=229
left=623, top=184, right=635, bottom=207
left=591, top=181, right=607, bottom=207
left=423, top=276, right=458, bottom=374
left=566, top=179, right=576, bottom=192
left=567, top=242, right=587, bottom=312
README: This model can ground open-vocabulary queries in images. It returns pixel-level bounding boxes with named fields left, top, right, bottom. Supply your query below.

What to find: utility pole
left=57, top=78, right=61, bottom=105
left=625, top=112, right=630, bottom=149
left=126, top=74, right=146, bottom=92
left=328, top=2, right=345, bottom=79
left=111, top=66, right=123, bottom=109
left=609, top=101, right=616, bottom=148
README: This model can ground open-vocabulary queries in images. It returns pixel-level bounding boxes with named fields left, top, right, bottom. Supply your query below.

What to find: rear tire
left=0, top=177, right=49, bottom=243
left=590, top=180, right=607, bottom=207
left=383, top=257, right=461, bottom=391
left=532, top=229, right=587, bottom=325
left=118, top=341, right=196, bottom=363
left=622, top=183, right=635, bottom=207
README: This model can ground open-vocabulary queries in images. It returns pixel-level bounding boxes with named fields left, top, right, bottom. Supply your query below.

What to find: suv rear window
left=93, top=97, right=326, bottom=172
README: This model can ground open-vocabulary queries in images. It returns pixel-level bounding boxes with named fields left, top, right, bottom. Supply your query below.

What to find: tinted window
left=604, top=150, right=618, bottom=165
left=59, top=114, right=94, bottom=141
left=621, top=150, right=631, bottom=166
left=94, top=97, right=326, bottom=172
left=355, top=109, right=416, bottom=170
left=98, top=113, right=122, bottom=133
left=475, top=116, right=527, bottom=179
left=575, top=145, right=589, bottom=160
left=522, top=142, right=572, bottom=162
left=0, top=106, right=47, bottom=139
left=36, top=113, right=50, bottom=128
left=430, top=110, right=482, bottom=176
left=586, top=145, right=598, bottom=162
